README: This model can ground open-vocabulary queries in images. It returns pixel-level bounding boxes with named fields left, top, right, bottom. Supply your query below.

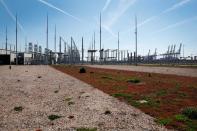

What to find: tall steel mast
left=135, top=15, right=138, bottom=66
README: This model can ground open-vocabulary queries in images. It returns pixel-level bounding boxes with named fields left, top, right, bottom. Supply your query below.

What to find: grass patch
left=48, top=115, right=62, bottom=121
left=101, top=76, right=113, bottom=80
left=156, top=89, right=167, bottom=96
left=77, top=128, right=97, bottom=131
left=14, top=106, right=23, bottom=112
left=175, top=114, right=188, bottom=122
left=130, top=100, right=141, bottom=107
left=112, top=86, right=127, bottom=90
left=126, top=78, right=140, bottom=83
left=142, top=97, right=161, bottom=107
left=182, top=107, right=197, bottom=119
left=178, top=92, right=187, bottom=97
left=112, top=93, right=132, bottom=99
left=185, top=120, right=197, bottom=131
left=156, top=118, right=172, bottom=126
left=175, top=83, right=181, bottom=90
left=79, top=67, right=86, bottom=73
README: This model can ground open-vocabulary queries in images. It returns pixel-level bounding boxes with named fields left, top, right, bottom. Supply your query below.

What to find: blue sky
left=0, top=0, right=197, bottom=57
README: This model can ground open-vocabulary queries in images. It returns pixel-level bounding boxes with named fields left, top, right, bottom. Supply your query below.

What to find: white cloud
left=37, top=0, right=81, bottom=22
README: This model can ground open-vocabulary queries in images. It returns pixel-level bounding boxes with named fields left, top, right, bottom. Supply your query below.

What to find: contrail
left=103, top=24, right=117, bottom=37
left=102, top=0, right=111, bottom=12
left=154, top=16, right=197, bottom=34
left=139, top=0, right=191, bottom=28
left=122, top=0, right=191, bottom=34
left=37, top=0, right=81, bottom=22
left=106, top=0, right=137, bottom=28
left=0, top=0, right=25, bottom=33
left=163, top=0, right=191, bottom=14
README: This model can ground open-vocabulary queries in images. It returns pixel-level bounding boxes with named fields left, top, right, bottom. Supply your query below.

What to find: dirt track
left=0, top=65, right=167, bottom=131
left=86, top=65, right=197, bottom=77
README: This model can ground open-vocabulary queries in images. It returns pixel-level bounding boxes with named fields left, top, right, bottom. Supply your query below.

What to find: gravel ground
left=86, top=65, right=197, bottom=77
left=0, top=65, right=168, bottom=131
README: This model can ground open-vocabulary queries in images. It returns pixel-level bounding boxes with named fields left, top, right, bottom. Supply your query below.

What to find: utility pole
left=135, top=15, right=138, bottom=66
left=16, top=14, right=18, bottom=65
left=6, top=26, right=7, bottom=55
left=71, top=37, right=73, bottom=64
left=54, top=25, right=56, bottom=52
left=94, top=32, right=95, bottom=61
left=118, top=32, right=119, bottom=61
left=82, top=37, right=84, bottom=64
left=99, top=13, right=102, bottom=62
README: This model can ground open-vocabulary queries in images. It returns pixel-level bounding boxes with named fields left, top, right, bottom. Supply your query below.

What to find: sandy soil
left=0, top=65, right=167, bottom=131
left=86, top=65, right=197, bottom=77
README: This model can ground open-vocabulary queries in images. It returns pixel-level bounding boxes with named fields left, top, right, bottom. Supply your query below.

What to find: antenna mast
left=99, top=13, right=102, bottom=62
left=46, top=13, right=48, bottom=50
left=6, top=26, right=7, bottom=55
left=16, top=14, right=18, bottom=65
left=54, top=25, right=56, bottom=52
left=82, top=37, right=84, bottom=64
left=118, top=32, right=119, bottom=61
left=135, top=15, right=138, bottom=66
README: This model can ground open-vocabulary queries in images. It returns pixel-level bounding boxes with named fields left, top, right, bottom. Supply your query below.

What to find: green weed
left=182, top=107, right=197, bottom=119
left=175, top=114, right=188, bottom=122
left=48, top=115, right=62, bottom=121
left=76, top=128, right=97, bottom=131
left=156, top=118, right=172, bottom=126
left=126, top=78, right=140, bottom=83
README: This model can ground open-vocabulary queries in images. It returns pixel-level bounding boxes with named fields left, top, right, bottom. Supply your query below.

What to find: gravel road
left=86, top=65, right=197, bottom=77
left=0, top=65, right=167, bottom=131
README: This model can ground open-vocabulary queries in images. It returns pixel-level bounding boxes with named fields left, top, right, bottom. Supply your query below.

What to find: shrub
left=182, top=107, right=197, bottom=119
left=79, top=67, right=86, bottom=73
left=14, top=106, right=23, bottom=112
left=104, top=110, right=111, bottom=115
left=54, top=90, right=59, bottom=93
left=48, top=115, right=62, bottom=121
left=68, top=115, right=74, bottom=119
left=68, top=101, right=75, bottom=105
left=37, top=76, right=42, bottom=78
left=126, top=78, right=140, bottom=83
